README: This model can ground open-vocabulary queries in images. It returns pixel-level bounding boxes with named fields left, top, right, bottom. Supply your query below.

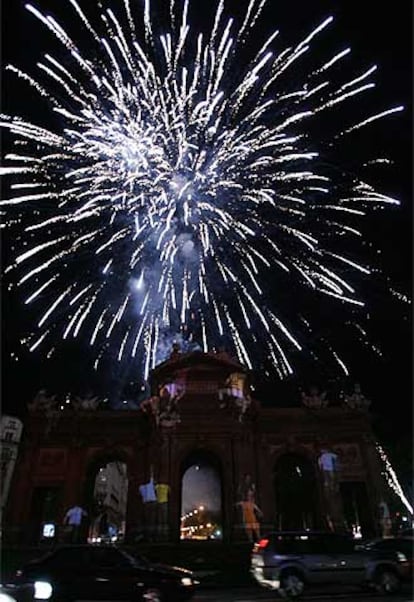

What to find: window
left=372, top=539, right=412, bottom=557
left=321, top=534, right=355, bottom=554
left=1, top=447, right=13, bottom=461
left=273, top=534, right=311, bottom=555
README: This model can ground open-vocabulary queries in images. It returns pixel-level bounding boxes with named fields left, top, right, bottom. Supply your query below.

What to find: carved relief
left=37, top=448, right=67, bottom=475
left=333, top=443, right=364, bottom=479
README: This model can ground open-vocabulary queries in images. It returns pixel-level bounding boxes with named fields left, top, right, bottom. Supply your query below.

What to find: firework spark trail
left=376, top=442, right=413, bottom=515
left=1, top=0, right=404, bottom=379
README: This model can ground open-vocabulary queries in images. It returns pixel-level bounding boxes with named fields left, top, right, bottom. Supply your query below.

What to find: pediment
left=150, top=351, right=247, bottom=389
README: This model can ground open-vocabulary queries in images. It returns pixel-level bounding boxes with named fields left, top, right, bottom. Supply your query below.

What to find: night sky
left=182, top=465, right=221, bottom=514
left=1, top=1, right=412, bottom=463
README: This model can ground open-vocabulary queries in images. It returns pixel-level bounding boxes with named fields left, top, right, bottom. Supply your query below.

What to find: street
left=194, top=585, right=413, bottom=601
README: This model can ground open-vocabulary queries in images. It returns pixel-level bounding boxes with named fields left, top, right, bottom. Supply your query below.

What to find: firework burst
left=1, top=0, right=404, bottom=379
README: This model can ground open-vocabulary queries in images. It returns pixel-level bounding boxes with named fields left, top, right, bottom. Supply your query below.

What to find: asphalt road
left=194, top=585, right=413, bottom=601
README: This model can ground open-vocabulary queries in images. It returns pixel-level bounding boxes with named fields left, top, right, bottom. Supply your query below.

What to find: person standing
left=237, top=473, right=256, bottom=502
left=139, top=473, right=157, bottom=541
left=237, top=491, right=263, bottom=542
left=155, top=482, right=170, bottom=541
left=318, top=449, right=339, bottom=492
left=63, top=504, right=87, bottom=543
left=378, top=499, right=392, bottom=538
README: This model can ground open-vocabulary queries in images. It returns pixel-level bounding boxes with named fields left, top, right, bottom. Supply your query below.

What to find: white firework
left=1, top=0, right=403, bottom=378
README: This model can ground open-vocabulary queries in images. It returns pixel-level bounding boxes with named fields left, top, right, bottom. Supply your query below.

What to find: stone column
left=4, top=440, right=37, bottom=544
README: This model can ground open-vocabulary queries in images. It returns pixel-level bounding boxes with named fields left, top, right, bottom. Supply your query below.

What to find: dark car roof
left=363, top=538, right=413, bottom=553
left=24, top=544, right=193, bottom=576
left=364, top=537, right=413, bottom=546
left=25, top=544, right=148, bottom=569
left=28, top=544, right=120, bottom=559
left=367, top=537, right=413, bottom=543
left=33, top=544, right=127, bottom=554
left=263, top=531, right=351, bottom=537
left=49, top=544, right=114, bottom=550
left=400, top=528, right=414, bottom=537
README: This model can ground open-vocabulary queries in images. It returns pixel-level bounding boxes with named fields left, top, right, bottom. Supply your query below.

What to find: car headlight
left=397, top=552, right=408, bottom=563
left=34, top=581, right=53, bottom=600
left=180, top=577, right=193, bottom=587
left=0, top=593, right=17, bottom=602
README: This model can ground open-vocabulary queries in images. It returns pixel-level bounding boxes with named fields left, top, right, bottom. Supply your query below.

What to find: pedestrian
left=237, top=490, right=263, bottom=542
left=169, top=343, right=181, bottom=361
left=318, top=449, right=339, bottom=492
left=63, top=504, right=87, bottom=543
left=139, top=471, right=157, bottom=541
left=378, top=499, right=392, bottom=538
left=155, top=481, right=170, bottom=541
left=237, top=473, right=256, bottom=502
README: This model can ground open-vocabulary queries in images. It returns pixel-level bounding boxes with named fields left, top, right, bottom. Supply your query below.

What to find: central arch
left=179, top=449, right=223, bottom=540
left=273, top=452, right=319, bottom=530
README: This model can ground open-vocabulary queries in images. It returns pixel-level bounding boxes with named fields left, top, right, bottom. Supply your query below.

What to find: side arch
left=81, top=446, right=135, bottom=542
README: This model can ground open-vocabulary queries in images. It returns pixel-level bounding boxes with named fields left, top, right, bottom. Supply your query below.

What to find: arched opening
left=274, top=453, right=318, bottom=530
left=83, top=452, right=129, bottom=544
left=340, top=481, right=375, bottom=538
left=180, top=450, right=223, bottom=541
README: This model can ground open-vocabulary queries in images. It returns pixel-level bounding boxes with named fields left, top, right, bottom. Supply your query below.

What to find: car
left=12, top=544, right=197, bottom=602
left=399, top=527, right=414, bottom=538
left=0, top=586, right=18, bottom=602
left=251, top=530, right=410, bottom=598
left=358, top=537, right=413, bottom=580
left=0, top=583, right=34, bottom=602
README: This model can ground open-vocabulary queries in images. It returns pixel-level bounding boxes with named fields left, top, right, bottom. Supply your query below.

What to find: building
left=91, top=461, right=128, bottom=540
left=1, top=415, right=23, bottom=513
left=4, top=351, right=389, bottom=545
